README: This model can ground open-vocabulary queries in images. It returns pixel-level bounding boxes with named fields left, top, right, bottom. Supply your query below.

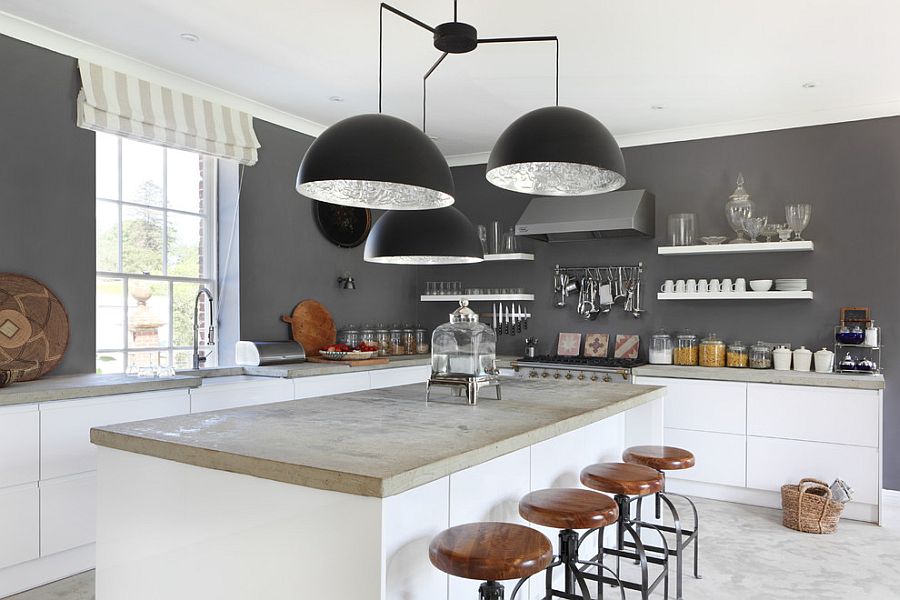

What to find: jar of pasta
left=699, top=333, right=726, bottom=367
left=673, top=332, right=699, bottom=366
left=727, top=341, right=748, bottom=368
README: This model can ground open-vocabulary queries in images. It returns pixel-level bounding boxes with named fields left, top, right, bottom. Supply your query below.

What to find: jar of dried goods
left=673, top=332, right=699, bottom=366
left=727, top=341, right=748, bottom=368
left=749, top=341, right=773, bottom=369
left=699, top=333, right=726, bottom=367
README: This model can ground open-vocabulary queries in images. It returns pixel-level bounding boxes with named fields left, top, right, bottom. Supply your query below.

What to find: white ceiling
left=2, top=0, right=900, bottom=160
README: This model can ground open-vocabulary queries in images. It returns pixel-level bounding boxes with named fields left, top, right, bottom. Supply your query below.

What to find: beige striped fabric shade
left=76, top=60, right=260, bottom=165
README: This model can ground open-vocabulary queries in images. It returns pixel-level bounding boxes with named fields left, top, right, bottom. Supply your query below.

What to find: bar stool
left=518, top=488, right=626, bottom=600
left=429, top=522, right=554, bottom=599
left=580, top=462, right=670, bottom=600
left=623, top=445, right=701, bottom=600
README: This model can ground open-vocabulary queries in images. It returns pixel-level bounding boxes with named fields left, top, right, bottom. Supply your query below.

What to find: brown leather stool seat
left=623, top=445, right=696, bottom=471
left=429, top=522, right=553, bottom=582
left=519, top=488, right=619, bottom=530
left=580, top=462, right=664, bottom=496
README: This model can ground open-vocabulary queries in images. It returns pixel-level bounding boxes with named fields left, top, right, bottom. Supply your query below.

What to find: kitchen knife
left=505, top=304, right=510, bottom=335
left=517, top=304, right=523, bottom=333
left=511, top=304, right=517, bottom=336
left=492, top=303, right=497, bottom=334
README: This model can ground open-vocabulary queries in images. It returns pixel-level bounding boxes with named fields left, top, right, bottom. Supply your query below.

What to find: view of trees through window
left=95, top=132, right=216, bottom=374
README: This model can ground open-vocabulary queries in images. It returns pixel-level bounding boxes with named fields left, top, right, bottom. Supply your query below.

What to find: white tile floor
left=7, top=494, right=900, bottom=600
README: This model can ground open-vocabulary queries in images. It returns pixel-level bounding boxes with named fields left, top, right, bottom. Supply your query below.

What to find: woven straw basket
left=781, top=478, right=844, bottom=534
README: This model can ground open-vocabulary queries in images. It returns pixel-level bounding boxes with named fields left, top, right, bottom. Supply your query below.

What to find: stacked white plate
left=775, top=279, right=808, bottom=291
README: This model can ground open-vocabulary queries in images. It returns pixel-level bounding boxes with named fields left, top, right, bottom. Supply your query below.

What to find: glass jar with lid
left=415, top=326, right=429, bottom=354
left=389, top=325, right=404, bottom=355
left=341, top=325, right=360, bottom=350
left=375, top=325, right=390, bottom=357
left=673, top=332, right=699, bottom=366
left=699, top=333, right=726, bottom=367
left=359, top=326, right=376, bottom=348
left=649, top=332, right=673, bottom=365
left=402, top=325, right=416, bottom=355
left=749, top=341, right=773, bottom=369
left=431, top=300, right=497, bottom=377
left=727, top=341, right=748, bottom=368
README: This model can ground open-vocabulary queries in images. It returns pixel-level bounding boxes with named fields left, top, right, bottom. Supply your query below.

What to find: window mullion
left=162, top=149, right=169, bottom=277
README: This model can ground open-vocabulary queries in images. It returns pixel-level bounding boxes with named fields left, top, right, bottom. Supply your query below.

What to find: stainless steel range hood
left=514, top=190, right=655, bottom=242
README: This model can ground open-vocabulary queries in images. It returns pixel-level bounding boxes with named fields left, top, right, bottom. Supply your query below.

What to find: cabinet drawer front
left=0, top=483, right=39, bottom=569
left=41, top=390, right=191, bottom=479
left=369, top=365, right=430, bottom=389
left=747, top=436, right=879, bottom=504
left=190, top=378, right=294, bottom=413
left=0, top=404, right=39, bottom=488
left=40, top=473, right=97, bottom=556
left=664, top=428, right=746, bottom=487
left=293, top=372, right=371, bottom=399
left=747, top=384, right=879, bottom=447
left=642, top=377, right=746, bottom=434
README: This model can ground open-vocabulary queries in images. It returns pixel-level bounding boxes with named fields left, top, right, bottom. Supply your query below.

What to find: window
left=95, top=132, right=217, bottom=374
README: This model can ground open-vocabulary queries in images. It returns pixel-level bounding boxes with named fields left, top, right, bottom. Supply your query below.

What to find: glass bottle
left=431, top=300, right=497, bottom=377
left=673, top=332, right=699, bottom=366
left=725, top=172, right=755, bottom=243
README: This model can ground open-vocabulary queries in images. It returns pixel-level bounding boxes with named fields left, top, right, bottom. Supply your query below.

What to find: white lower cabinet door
left=0, top=404, right=39, bottom=488
left=293, top=372, right=371, bottom=399
left=448, top=447, right=531, bottom=600
left=664, top=428, right=746, bottom=487
left=746, top=436, right=880, bottom=505
left=189, top=376, right=294, bottom=413
left=638, top=377, right=746, bottom=435
left=40, top=472, right=97, bottom=556
left=0, top=483, right=39, bottom=568
left=369, top=365, right=430, bottom=389
left=40, top=390, right=191, bottom=479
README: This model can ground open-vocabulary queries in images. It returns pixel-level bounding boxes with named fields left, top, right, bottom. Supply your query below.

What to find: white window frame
left=95, top=133, right=218, bottom=372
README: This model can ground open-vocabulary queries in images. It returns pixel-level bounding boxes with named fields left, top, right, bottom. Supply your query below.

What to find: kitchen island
left=90, top=378, right=663, bottom=600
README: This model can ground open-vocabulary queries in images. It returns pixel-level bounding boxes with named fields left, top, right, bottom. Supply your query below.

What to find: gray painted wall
left=0, top=35, right=95, bottom=375
left=236, top=120, right=421, bottom=342
left=420, top=117, right=900, bottom=489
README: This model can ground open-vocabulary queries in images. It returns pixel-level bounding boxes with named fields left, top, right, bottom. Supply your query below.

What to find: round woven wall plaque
left=0, top=273, right=69, bottom=381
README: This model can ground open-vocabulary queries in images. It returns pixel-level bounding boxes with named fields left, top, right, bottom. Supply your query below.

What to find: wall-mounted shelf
left=420, top=294, right=535, bottom=302
left=657, top=291, right=813, bottom=300
left=482, top=253, right=535, bottom=262
left=657, top=241, right=814, bottom=255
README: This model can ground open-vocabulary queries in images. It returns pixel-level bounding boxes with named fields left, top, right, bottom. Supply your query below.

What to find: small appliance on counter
left=426, top=300, right=501, bottom=405
left=235, top=341, right=306, bottom=366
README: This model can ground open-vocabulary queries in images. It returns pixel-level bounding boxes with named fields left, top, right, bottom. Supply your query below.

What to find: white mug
left=675, top=279, right=686, bottom=293
left=708, top=278, right=720, bottom=293
left=660, top=279, right=675, bottom=293
left=686, top=279, right=697, bottom=293
left=721, top=278, right=733, bottom=292
left=734, top=278, right=747, bottom=292
left=697, top=279, right=709, bottom=293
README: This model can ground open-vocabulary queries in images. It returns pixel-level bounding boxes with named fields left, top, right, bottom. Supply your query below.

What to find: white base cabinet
left=634, top=375, right=883, bottom=523
left=0, top=483, right=39, bottom=570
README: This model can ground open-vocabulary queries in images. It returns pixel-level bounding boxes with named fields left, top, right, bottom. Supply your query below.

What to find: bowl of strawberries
left=318, top=342, right=379, bottom=361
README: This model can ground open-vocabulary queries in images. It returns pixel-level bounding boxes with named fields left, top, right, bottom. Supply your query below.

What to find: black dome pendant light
left=364, top=206, right=484, bottom=265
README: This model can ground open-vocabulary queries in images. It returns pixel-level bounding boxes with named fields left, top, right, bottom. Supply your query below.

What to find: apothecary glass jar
left=699, top=333, right=726, bottom=367
left=375, top=326, right=390, bottom=357
left=727, top=341, right=748, bottom=368
left=649, top=332, right=673, bottom=365
left=402, top=325, right=416, bottom=355
left=749, top=342, right=773, bottom=369
left=415, top=327, right=429, bottom=354
left=431, top=300, right=497, bottom=376
left=674, top=332, right=699, bottom=366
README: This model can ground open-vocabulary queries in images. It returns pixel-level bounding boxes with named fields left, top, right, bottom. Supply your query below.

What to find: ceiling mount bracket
left=433, top=21, right=478, bottom=54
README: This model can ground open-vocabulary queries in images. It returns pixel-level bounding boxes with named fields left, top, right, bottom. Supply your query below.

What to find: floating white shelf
left=657, top=241, right=814, bottom=255
left=420, top=294, right=535, bottom=302
left=657, top=291, right=813, bottom=300
left=482, top=253, right=535, bottom=262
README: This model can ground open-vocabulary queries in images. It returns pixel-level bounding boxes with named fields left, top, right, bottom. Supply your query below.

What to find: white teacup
left=660, top=280, right=675, bottom=293
left=675, top=279, right=686, bottom=293
left=734, top=278, right=747, bottom=292
left=697, top=279, right=709, bottom=293
left=686, top=279, right=698, bottom=293
left=708, top=278, right=720, bottom=293
left=721, top=278, right=733, bottom=292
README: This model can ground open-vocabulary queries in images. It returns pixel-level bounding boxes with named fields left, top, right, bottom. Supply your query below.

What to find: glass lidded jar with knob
left=375, top=326, right=390, bottom=357
left=431, top=299, right=497, bottom=377
left=727, top=341, right=748, bottom=368
left=649, top=331, right=673, bottom=365
left=749, top=341, right=773, bottom=369
left=699, top=333, right=726, bottom=367
left=725, top=172, right=756, bottom=243
left=415, top=326, right=429, bottom=354
left=673, top=332, right=699, bottom=366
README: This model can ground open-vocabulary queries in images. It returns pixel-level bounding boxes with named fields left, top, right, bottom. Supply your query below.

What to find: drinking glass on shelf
left=785, top=204, right=812, bottom=240
left=476, top=225, right=488, bottom=254
left=489, top=221, right=503, bottom=254
left=667, top=213, right=696, bottom=246
left=741, top=215, right=767, bottom=243
left=502, top=227, right=518, bottom=253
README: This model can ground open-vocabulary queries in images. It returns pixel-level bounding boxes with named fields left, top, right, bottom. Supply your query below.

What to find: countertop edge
left=632, top=365, right=885, bottom=390
left=0, top=376, right=203, bottom=407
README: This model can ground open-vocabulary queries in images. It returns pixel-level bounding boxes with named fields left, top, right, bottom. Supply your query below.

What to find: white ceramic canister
left=773, top=345, right=792, bottom=371
left=814, top=347, right=835, bottom=373
left=792, top=346, right=813, bottom=372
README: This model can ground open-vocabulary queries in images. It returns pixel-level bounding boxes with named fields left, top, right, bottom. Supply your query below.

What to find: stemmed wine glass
left=785, top=204, right=812, bottom=240
left=741, top=215, right=767, bottom=243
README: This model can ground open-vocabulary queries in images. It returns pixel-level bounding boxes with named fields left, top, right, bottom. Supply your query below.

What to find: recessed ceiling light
left=650, top=105, right=665, bottom=110
left=180, top=33, right=200, bottom=43
left=802, top=82, right=817, bottom=89
left=328, top=95, right=344, bottom=102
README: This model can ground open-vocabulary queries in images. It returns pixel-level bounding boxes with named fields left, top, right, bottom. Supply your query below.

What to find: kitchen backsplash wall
left=420, top=117, right=900, bottom=488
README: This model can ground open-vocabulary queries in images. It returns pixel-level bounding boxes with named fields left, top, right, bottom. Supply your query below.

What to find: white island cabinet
left=633, top=368, right=884, bottom=523
left=91, top=379, right=664, bottom=600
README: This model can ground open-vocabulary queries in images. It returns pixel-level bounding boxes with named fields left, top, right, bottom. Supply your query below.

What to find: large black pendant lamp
left=364, top=207, right=484, bottom=264
left=486, top=106, right=626, bottom=196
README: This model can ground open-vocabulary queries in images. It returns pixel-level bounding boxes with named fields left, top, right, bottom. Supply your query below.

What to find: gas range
left=510, top=355, right=646, bottom=383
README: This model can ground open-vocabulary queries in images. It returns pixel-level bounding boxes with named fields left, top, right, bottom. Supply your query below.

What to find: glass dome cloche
left=426, top=299, right=501, bottom=405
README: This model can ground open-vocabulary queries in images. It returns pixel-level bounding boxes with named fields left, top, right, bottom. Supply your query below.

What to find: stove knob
left=541, top=372, right=550, bottom=379
left=565, top=372, right=573, bottom=380
left=602, top=375, right=612, bottom=383
left=553, top=372, right=561, bottom=379
left=529, top=370, right=538, bottom=378
left=577, top=373, right=586, bottom=381
left=590, top=374, right=599, bottom=382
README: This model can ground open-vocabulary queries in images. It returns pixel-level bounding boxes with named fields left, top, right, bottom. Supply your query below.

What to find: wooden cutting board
left=306, top=356, right=390, bottom=367
left=281, top=300, right=336, bottom=356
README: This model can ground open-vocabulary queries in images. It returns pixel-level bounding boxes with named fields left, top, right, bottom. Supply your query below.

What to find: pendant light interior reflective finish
left=296, top=113, right=454, bottom=210
left=364, top=207, right=484, bottom=264
left=486, top=106, right=626, bottom=196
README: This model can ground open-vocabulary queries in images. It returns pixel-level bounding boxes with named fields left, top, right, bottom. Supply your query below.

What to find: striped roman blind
left=76, top=60, right=260, bottom=165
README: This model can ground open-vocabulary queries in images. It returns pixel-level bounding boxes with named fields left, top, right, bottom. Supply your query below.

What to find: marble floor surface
left=6, top=494, right=900, bottom=600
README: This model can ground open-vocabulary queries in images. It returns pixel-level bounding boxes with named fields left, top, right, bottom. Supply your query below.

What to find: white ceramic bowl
left=749, top=279, right=773, bottom=292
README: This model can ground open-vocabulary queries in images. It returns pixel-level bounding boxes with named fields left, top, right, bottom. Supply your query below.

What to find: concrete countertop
left=633, top=364, right=885, bottom=390
left=91, top=378, right=664, bottom=498
left=0, top=373, right=204, bottom=407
